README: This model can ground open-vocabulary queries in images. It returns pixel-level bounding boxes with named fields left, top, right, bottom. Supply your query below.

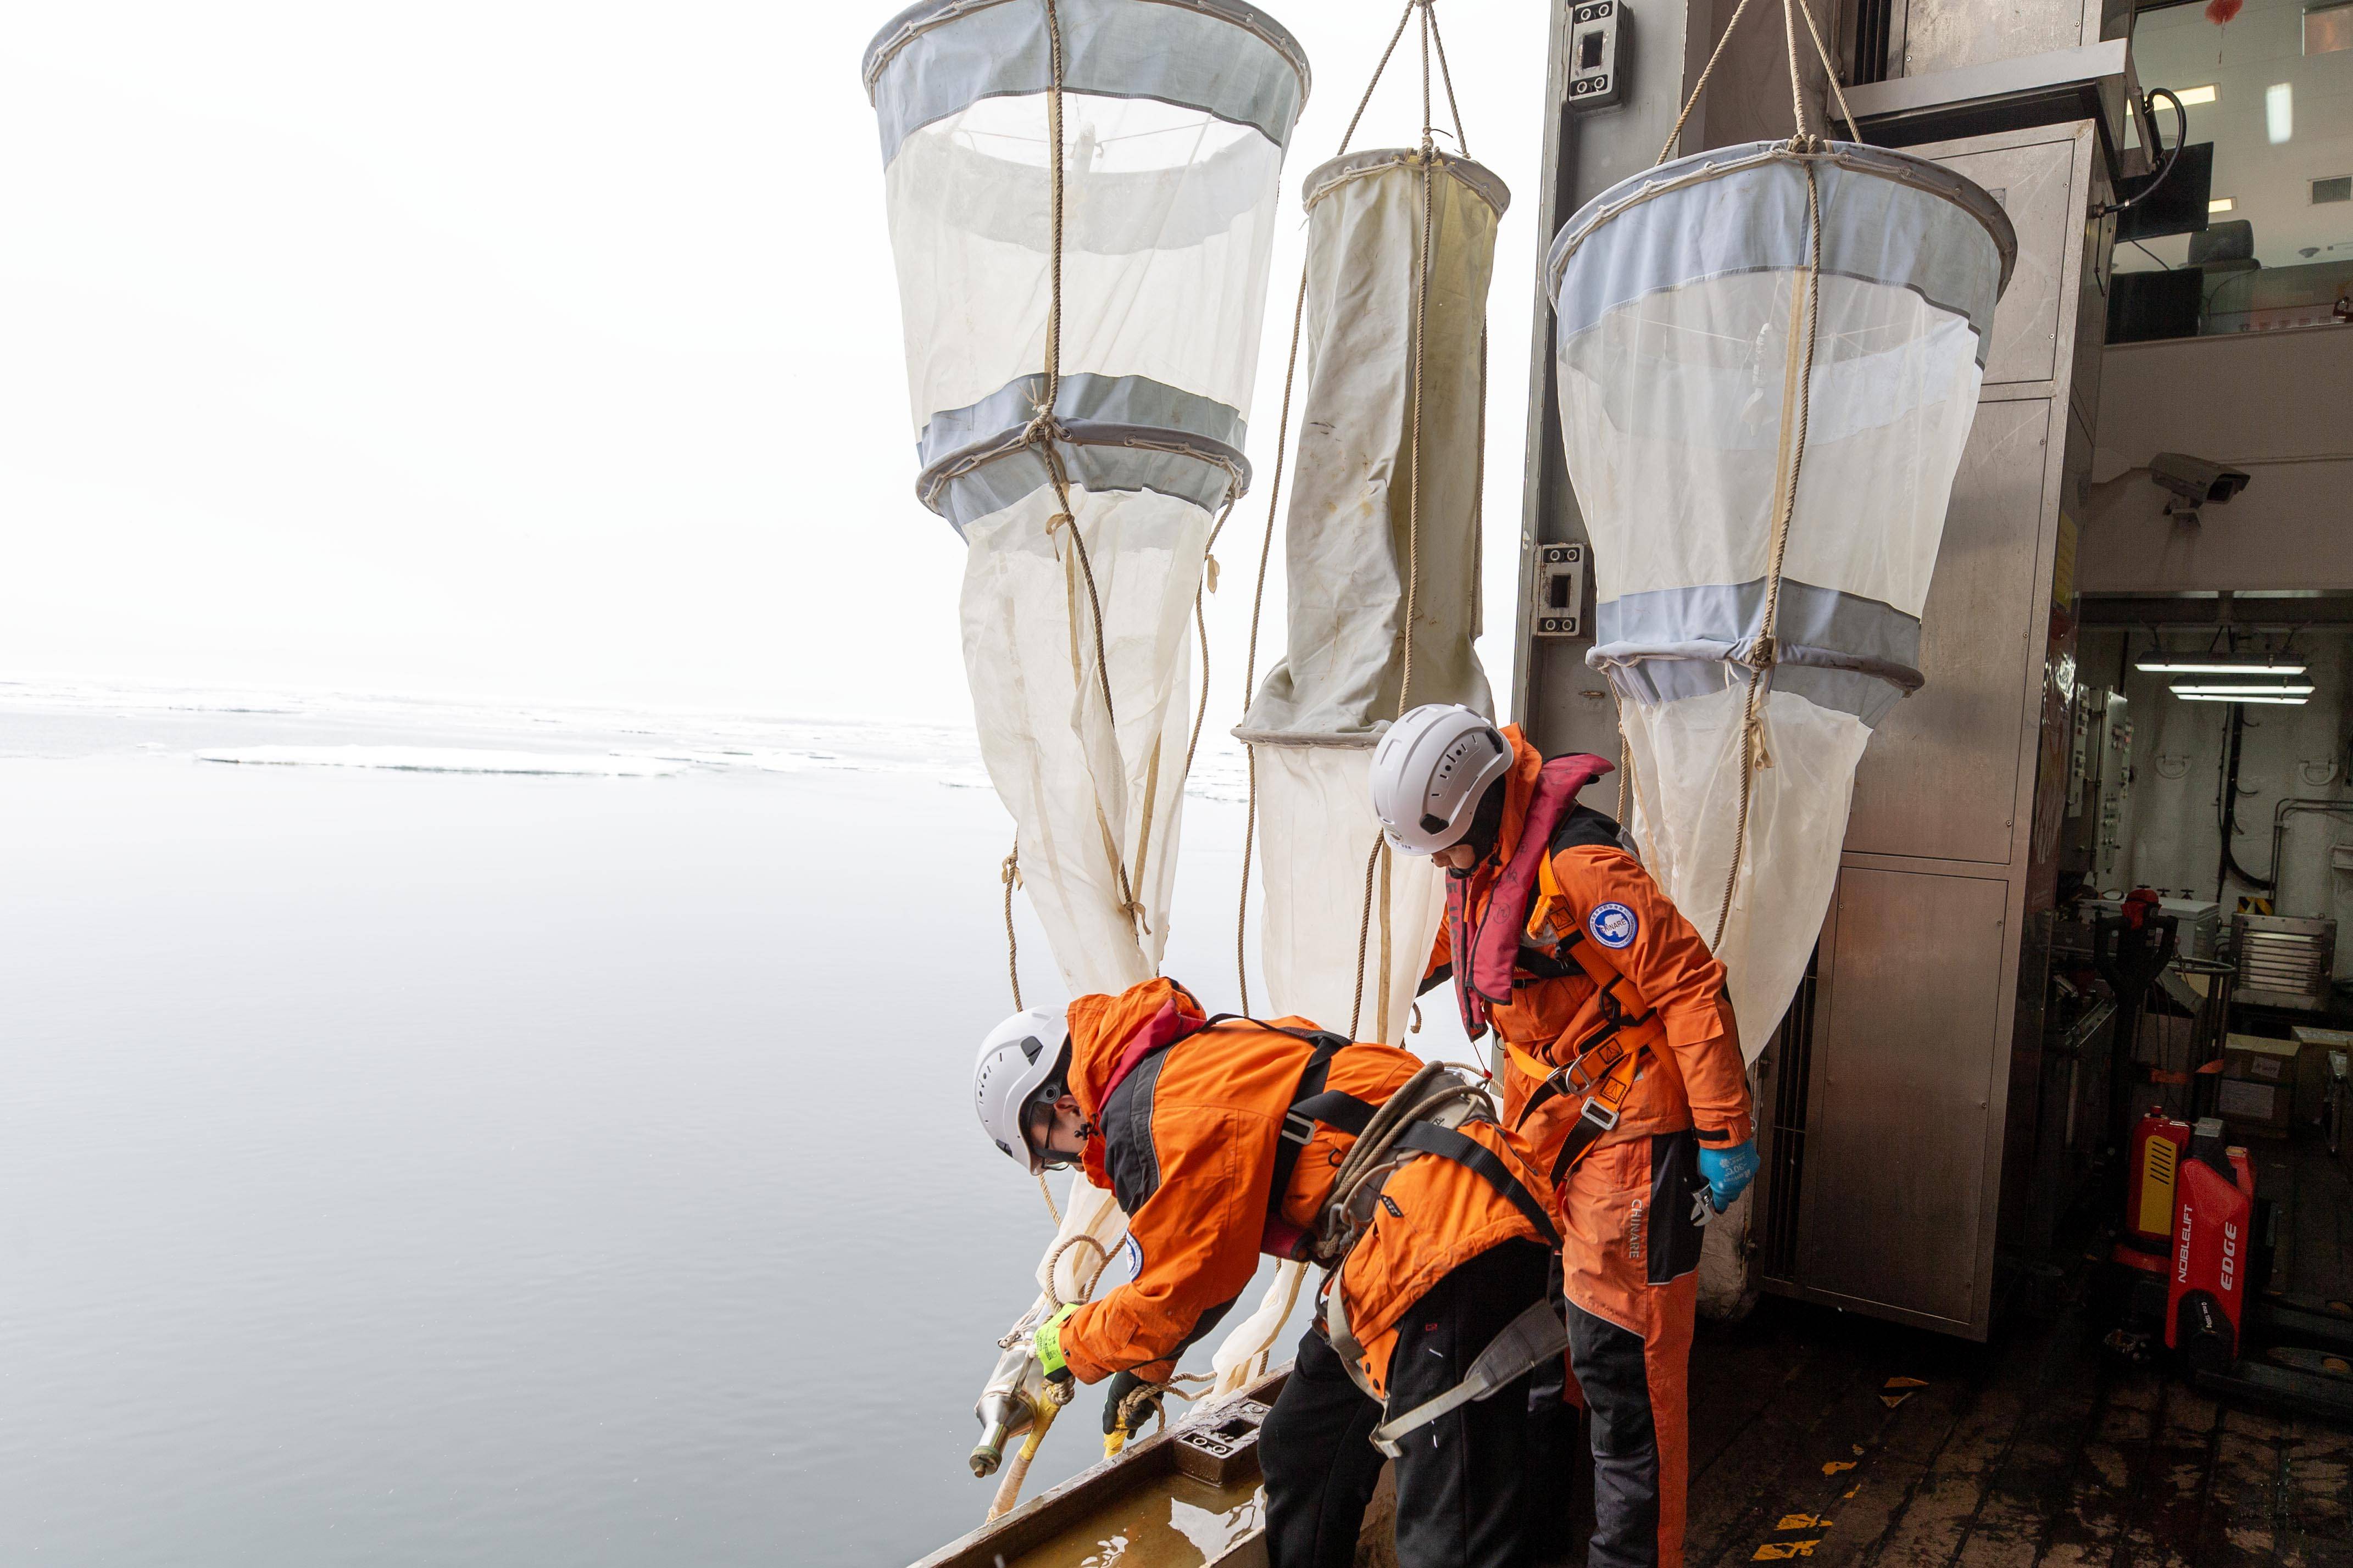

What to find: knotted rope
left=1636, top=0, right=1851, bottom=950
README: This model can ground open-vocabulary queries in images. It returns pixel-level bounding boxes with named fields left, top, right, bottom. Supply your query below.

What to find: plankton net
left=864, top=0, right=1309, bottom=1001
left=1546, top=135, right=2015, bottom=1058
left=1234, top=142, right=1508, bottom=1047
left=863, top=0, right=1311, bottom=1454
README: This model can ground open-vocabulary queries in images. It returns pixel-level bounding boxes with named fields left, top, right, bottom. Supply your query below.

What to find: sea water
left=0, top=682, right=1473, bottom=1566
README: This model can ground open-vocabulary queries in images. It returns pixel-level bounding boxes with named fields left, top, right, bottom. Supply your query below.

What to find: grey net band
left=1546, top=141, right=2015, bottom=366
left=919, top=371, right=1246, bottom=476
left=917, top=423, right=1251, bottom=532
left=1588, top=577, right=1926, bottom=727
left=864, top=0, right=1311, bottom=159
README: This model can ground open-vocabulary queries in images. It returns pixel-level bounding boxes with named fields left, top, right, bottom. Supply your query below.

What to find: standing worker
left=1370, top=704, right=1759, bottom=1568
left=972, top=976, right=1562, bottom=1568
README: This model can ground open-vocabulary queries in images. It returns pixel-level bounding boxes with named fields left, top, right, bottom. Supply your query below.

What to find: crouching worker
left=1371, top=705, right=1760, bottom=1568
left=972, top=976, right=1562, bottom=1568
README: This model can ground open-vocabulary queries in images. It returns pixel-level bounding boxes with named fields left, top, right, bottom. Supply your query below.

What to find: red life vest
left=1445, top=753, right=1614, bottom=1038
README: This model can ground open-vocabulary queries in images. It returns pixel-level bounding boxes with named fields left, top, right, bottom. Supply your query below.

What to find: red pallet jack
left=2150, top=1118, right=2353, bottom=1419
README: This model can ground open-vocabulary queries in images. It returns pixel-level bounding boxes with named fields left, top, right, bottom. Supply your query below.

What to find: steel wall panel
left=1798, top=867, right=2009, bottom=1323
left=1844, top=399, right=2054, bottom=863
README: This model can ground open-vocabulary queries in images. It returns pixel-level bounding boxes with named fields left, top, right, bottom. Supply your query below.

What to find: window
left=2110, top=0, right=2353, bottom=338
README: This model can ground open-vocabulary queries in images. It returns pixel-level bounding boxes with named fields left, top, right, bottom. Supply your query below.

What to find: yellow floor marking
left=1754, top=1541, right=1822, bottom=1559
left=1884, top=1376, right=1927, bottom=1388
left=1879, top=1392, right=1913, bottom=1408
left=1822, top=1461, right=1857, bottom=1476
left=1852, top=1444, right=1866, bottom=1455
left=1842, top=1487, right=1859, bottom=1500
left=1777, top=1514, right=1828, bottom=1530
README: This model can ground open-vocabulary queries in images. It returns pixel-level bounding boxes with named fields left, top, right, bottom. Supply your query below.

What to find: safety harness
left=1447, top=753, right=1661, bottom=1187
left=1092, top=1006, right=1556, bottom=1262
left=1089, top=1003, right=1564, bottom=1437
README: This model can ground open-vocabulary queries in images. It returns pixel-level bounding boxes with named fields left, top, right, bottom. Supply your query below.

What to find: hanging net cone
left=864, top=0, right=1310, bottom=998
left=1236, top=147, right=1506, bottom=1045
left=1546, top=138, right=2016, bottom=1057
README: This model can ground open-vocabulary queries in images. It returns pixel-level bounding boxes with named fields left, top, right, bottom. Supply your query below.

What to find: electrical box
left=1529, top=543, right=1586, bottom=637
left=1566, top=1, right=1624, bottom=109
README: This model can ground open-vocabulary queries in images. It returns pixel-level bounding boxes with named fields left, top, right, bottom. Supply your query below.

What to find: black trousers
left=1260, top=1240, right=1551, bottom=1568
left=1567, top=1295, right=1660, bottom=1568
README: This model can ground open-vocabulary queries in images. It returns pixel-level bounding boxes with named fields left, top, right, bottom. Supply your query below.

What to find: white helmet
left=974, top=1007, right=1071, bottom=1173
left=1370, top=704, right=1513, bottom=855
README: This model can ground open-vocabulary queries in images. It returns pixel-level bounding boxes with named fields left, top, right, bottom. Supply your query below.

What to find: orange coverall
left=1054, top=977, right=1549, bottom=1394
left=1425, top=726, right=1754, bottom=1568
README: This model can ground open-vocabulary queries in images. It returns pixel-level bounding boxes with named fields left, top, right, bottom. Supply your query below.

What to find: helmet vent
left=1019, top=1036, right=1043, bottom=1063
left=1420, top=813, right=1448, bottom=834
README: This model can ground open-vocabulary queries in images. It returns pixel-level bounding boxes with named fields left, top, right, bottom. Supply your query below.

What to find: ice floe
left=198, top=746, right=689, bottom=777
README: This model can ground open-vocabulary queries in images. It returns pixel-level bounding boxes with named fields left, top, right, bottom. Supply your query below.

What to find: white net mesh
left=885, top=91, right=1283, bottom=441
left=1254, top=745, right=1446, bottom=1042
left=961, top=484, right=1206, bottom=995
left=1558, top=272, right=1982, bottom=621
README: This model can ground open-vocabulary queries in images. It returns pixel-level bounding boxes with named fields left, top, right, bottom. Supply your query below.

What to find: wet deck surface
left=1683, top=1132, right=2353, bottom=1568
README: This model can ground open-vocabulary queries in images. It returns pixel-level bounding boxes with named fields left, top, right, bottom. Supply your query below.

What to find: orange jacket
left=1057, top=978, right=1551, bottom=1396
left=1426, top=727, right=1753, bottom=1183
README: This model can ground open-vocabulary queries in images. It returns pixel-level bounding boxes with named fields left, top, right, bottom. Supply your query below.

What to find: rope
left=1348, top=837, right=1383, bottom=1038
left=1658, top=0, right=1760, bottom=165
left=1023, top=0, right=1148, bottom=939
left=1002, top=839, right=1024, bottom=1009
left=1182, top=589, right=1213, bottom=786
left=1419, top=3, right=1433, bottom=151
left=1779, top=0, right=1814, bottom=142
left=1043, top=1232, right=1114, bottom=1312
left=1399, top=120, right=1436, bottom=721
left=1034, top=1169, right=1061, bottom=1227
left=1790, top=0, right=1861, bottom=142
left=1234, top=273, right=1309, bottom=1014
left=1337, top=3, right=1419, bottom=156
left=1661, top=0, right=1858, bottom=166
left=1427, top=2, right=1469, bottom=155
left=1710, top=159, right=1822, bottom=950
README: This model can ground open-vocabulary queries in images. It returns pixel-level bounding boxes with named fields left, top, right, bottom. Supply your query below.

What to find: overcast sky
left=0, top=2, right=1553, bottom=725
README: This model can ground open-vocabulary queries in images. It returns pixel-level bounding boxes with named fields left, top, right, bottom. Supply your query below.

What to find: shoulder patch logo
left=1120, top=1233, right=1144, bottom=1279
left=1589, top=901, right=1638, bottom=949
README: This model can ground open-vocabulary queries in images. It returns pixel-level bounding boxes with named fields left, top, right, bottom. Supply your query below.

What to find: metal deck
left=1682, top=1131, right=2352, bottom=1568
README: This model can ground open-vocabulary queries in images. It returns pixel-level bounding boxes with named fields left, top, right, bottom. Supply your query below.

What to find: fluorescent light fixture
left=2173, top=83, right=2220, bottom=106
left=2173, top=691, right=2311, bottom=704
left=2137, top=657, right=2308, bottom=675
left=2170, top=682, right=2318, bottom=696
left=2210, top=197, right=2237, bottom=214
left=2268, top=82, right=2294, bottom=143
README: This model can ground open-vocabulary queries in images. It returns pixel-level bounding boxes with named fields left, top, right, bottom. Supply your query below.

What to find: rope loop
left=1044, top=1232, right=1115, bottom=1312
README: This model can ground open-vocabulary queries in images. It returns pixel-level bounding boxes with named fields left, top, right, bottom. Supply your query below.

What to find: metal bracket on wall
left=1566, top=0, right=1625, bottom=109
left=1531, top=543, right=1587, bottom=637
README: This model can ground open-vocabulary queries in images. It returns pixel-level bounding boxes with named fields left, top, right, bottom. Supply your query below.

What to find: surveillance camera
left=2149, top=453, right=2251, bottom=507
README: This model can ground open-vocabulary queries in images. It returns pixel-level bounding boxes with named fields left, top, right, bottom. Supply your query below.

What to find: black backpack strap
left=1266, top=1037, right=1349, bottom=1226
left=1392, top=1121, right=1562, bottom=1248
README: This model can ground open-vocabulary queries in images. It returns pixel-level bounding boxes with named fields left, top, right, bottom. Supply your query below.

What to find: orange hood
left=1065, top=977, right=1208, bottom=1187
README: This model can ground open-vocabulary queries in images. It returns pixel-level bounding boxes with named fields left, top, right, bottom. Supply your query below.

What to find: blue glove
left=1697, top=1138, right=1760, bottom=1212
